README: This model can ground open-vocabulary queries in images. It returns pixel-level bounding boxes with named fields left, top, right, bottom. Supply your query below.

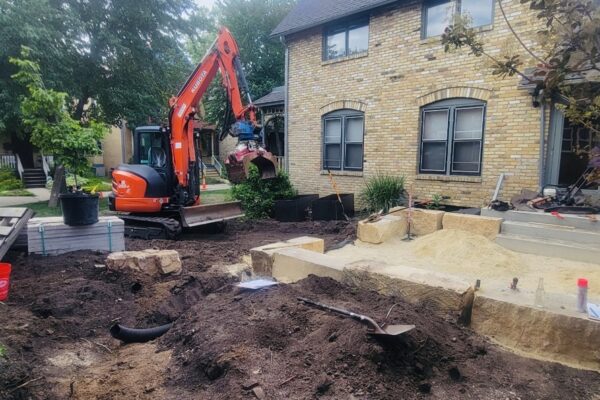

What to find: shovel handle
left=297, top=297, right=385, bottom=334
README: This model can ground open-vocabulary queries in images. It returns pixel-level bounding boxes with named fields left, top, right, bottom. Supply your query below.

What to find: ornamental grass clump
left=360, top=174, right=406, bottom=213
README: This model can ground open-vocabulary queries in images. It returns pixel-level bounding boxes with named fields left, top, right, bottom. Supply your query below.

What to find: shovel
left=298, top=297, right=415, bottom=336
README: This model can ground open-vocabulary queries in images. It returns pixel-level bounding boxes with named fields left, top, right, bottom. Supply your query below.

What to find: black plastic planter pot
left=312, top=194, right=354, bottom=221
left=59, top=192, right=100, bottom=226
left=273, top=194, right=319, bottom=222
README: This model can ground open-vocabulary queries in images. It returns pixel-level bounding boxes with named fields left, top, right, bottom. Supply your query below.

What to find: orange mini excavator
left=109, top=28, right=277, bottom=239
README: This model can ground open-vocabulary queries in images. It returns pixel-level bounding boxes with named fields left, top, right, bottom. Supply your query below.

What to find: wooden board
left=0, top=208, right=29, bottom=218
left=0, top=207, right=34, bottom=260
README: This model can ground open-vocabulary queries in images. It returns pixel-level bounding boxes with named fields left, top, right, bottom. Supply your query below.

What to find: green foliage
left=190, top=0, right=296, bottom=130
left=231, top=164, right=296, bottom=219
left=0, top=167, right=24, bottom=192
left=64, top=175, right=112, bottom=192
left=0, top=0, right=207, bottom=143
left=360, top=174, right=406, bottom=213
left=441, top=0, right=600, bottom=144
left=11, top=48, right=107, bottom=176
left=0, top=344, right=6, bottom=358
left=426, top=194, right=444, bottom=210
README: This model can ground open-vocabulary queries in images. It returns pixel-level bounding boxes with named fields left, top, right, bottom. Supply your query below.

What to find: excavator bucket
left=226, top=150, right=278, bottom=184
left=179, top=201, right=244, bottom=228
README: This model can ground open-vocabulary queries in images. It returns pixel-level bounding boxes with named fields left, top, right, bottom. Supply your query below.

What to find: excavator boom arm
left=168, top=27, right=256, bottom=191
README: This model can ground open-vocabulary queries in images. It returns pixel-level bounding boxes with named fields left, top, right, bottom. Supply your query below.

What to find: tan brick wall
left=286, top=0, right=546, bottom=207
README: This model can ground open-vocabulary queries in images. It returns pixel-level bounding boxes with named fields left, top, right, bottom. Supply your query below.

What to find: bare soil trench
left=0, top=219, right=599, bottom=399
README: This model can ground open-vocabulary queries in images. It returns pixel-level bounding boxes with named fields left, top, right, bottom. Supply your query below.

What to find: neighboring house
left=272, top=0, right=598, bottom=207
left=91, top=125, right=133, bottom=177
left=254, top=86, right=286, bottom=169
left=218, top=87, right=286, bottom=173
left=0, top=124, right=132, bottom=187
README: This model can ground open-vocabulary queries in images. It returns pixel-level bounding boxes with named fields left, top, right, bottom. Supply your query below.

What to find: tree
left=188, top=0, right=295, bottom=130
left=11, top=48, right=107, bottom=181
left=442, top=0, right=599, bottom=182
left=0, top=0, right=210, bottom=148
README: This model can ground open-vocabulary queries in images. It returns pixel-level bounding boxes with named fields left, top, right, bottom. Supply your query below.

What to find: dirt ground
left=1, top=219, right=599, bottom=399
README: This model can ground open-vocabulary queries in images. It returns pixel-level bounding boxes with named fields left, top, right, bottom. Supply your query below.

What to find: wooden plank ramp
left=0, top=207, right=34, bottom=260
left=27, top=216, right=125, bottom=255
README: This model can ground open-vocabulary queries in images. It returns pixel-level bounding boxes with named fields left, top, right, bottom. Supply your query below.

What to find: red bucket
left=0, top=263, right=11, bottom=301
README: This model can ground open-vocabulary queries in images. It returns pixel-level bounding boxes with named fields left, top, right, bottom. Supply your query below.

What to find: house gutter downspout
left=280, top=35, right=289, bottom=173
left=538, top=102, right=546, bottom=190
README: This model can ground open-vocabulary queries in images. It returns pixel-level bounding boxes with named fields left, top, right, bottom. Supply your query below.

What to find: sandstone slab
left=251, top=236, right=324, bottom=275
left=357, top=215, right=407, bottom=244
left=271, top=247, right=345, bottom=283
left=106, top=249, right=182, bottom=276
left=389, top=209, right=444, bottom=236
left=472, top=294, right=600, bottom=371
left=343, top=262, right=473, bottom=317
left=443, top=213, right=502, bottom=239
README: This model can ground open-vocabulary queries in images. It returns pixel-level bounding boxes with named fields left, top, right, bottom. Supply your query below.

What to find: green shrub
left=231, top=164, right=296, bottom=219
left=360, top=174, right=406, bottom=213
left=0, top=168, right=16, bottom=181
left=426, top=193, right=444, bottom=210
left=0, top=168, right=24, bottom=191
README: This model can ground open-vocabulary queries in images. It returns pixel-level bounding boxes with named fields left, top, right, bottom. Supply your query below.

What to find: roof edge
left=270, top=0, right=399, bottom=38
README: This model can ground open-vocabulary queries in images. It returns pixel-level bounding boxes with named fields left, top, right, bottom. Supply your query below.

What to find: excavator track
left=119, top=215, right=182, bottom=240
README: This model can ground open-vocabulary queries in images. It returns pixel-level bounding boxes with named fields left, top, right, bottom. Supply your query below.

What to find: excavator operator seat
left=149, top=147, right=167, bottom=169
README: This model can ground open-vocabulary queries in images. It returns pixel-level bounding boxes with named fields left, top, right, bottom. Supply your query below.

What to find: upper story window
left=323, top=109, right=364, bottom=171
left=423, top=0, right=494, bottom=38
left=419, top=98, right=486, bottom=176
left=323, top=19, right=369, bottom=61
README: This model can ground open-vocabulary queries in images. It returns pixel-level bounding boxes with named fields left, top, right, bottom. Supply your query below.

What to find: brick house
left=271, top=0, right=598, bottom=207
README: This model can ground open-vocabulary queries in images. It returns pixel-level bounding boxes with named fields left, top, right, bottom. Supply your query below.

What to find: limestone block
left=210, top=263, right=251, bottom=278
left=357, top=215, right=407, bottom=244
left=106, top=249, right=182, bottom=276
left=472, top=295, right=600, bottom=371
left=271, top=247, right=345, bottom=283
left=251, top=236, right=325, bottom=275
left=343, top=262, right=473, bottom=316
left=389, top=209, right=444, bottom=236
left=443, top=213, right=502, bottom=239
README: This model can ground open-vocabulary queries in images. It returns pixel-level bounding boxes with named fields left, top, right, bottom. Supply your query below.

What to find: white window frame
left=322, top=110, right=364, bottom=171
left=419, top=99, right=486, bottom=176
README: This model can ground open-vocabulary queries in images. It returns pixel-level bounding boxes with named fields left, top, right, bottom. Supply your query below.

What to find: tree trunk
left=73, top=97, right=87, bottom=122
left=48, top=166, right=67, bottom=208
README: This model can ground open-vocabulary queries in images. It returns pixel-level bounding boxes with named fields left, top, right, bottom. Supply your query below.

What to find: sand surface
left=328, top=229, right=600, bottom=301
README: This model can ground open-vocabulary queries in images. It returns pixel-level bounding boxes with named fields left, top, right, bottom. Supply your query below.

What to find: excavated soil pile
left=161, top=275, right=600, bottom=400
left=0, top=219, right=354, bottom=399
left=1, top=219, right=599, bottom=399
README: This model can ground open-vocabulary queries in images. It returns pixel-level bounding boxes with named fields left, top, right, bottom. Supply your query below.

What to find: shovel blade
left=370, top=324, right=416, bottom=336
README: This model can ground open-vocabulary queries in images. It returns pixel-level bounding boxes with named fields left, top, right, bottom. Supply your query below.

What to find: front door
left=200, top=131, right=213, bottom=160
left=546, top=106, right=598, bottom=189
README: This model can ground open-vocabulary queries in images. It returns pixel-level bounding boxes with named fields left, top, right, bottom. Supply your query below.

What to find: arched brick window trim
left=416, top=87, right=493, bottom=107
left=320, top=100, right=367, bottom=115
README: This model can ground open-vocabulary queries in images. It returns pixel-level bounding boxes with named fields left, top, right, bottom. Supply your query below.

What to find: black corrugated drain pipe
left=110, top=323, right=173, bottom=343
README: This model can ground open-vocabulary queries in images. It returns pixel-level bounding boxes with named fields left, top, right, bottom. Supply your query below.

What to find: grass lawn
left=83, top=177, right=112, bottom=192
left=21, top=189, right=232, bottom=217
left=0, top=188, right=34, bottom=197
left=22, top=197, right=112, bottom=218
left=200, top=189, right=233, bottom=204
